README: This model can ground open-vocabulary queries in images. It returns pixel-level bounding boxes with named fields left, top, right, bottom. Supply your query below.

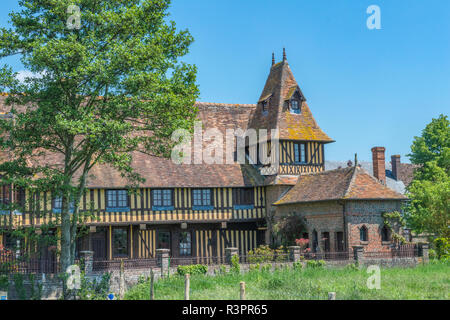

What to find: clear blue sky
left=1, top=0, right=449, bottom=163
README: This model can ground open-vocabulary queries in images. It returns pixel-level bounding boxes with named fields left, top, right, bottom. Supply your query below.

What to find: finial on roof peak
left=283, top=48, right=286, bottom=61
left=354, top=153, right=358, bottom=167
left=272, top=52, right=275, bottom=66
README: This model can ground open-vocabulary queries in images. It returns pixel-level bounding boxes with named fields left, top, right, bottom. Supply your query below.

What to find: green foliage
left=28, top=274, right=42, bottom=300
left=260, top=264, right=271, bottom=273
left=247, top=245, right=274, bottom=263
left=13, top=273, right=26, bottom=300
left=176, top=264, right=208, bottom=276
left=124, top=261, right=450, bottom=300
left=433, top=238, right=450, bottom=260
left=272, top=215, right=307, bottom=247
left=406, top=177, right=450, bottom=238
left=77, top=272, right=111, bottom=300
left=214, top=265, right=227, bottom=275
left=0, top=275, right=8, bottom=291
left=293, top=261, right=303, bottom=270
left=405, top=114, right=450, bottom=239
left=306, top=260, right=326, bottom=269
left=345, top=263, right=360, bottom=271
left=230, top=255, right=240, bottom=274
left=247, top=245, right=288, bottom=263
left=408, top=114, right=449, bottom=175
left=382, top=211, right=407, bottom=244
left=0, top=0, right=199, bottom=277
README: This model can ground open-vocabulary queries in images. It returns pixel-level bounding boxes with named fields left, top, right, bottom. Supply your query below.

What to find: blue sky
left=1, top=0, right=449, bottom=163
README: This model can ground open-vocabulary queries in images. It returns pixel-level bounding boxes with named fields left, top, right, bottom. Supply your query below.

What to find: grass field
left=124, top=261, right=449, bottom=300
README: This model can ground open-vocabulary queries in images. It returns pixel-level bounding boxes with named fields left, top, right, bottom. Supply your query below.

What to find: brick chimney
left=391, top=155, right=401, bottom=180
left=371, top=147, right=386, bottom=185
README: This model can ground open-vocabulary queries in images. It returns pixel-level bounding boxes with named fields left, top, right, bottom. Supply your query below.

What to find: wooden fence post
left=185, top=274, right=190, bottom=300
left=328, top=292, right=336, bottom=300
left=240, top=281, right=246, bottom=300
left=150, top=269, right=155, bottom=300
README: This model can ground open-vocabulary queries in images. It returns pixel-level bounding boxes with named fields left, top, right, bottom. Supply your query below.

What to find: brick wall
left=345, top=200, right=402, bottom=252
left=274, top=201, right=345, bottom=251
left=273, top=199, right=403, bottom=253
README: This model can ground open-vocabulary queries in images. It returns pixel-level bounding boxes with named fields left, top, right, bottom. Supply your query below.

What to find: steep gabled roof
left=248, top=57, right=334, bottom=143
left=0, top=97, right=264, bottom=188
left=273, top=166, right=406, bottom=205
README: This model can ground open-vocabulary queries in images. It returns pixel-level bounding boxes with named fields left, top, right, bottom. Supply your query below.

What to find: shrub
left=176, top=264, right=208, bottom=276
left=0, top=275, right=8, bottom=291
left=345, top=263, right=359, bottom=271
left=261, top=264, right=271, bottom=273
left=433, top=238, right=450, bottom=260
left=295, top=238, right=309, bottom=252
left=247, top=245, right=274, bottom=263
left=249, top=263, right=260, bottom=272
left=306, top=260, right=326, bottom=269
left=214, top=265, right=227, bottom=275
left=77, top=272, right=111, bottom=300
left=293, top=261, right=303, bottom=270
left=274, top=246, right=288, bottom=262
left=230, top=255, right=240, bottom=274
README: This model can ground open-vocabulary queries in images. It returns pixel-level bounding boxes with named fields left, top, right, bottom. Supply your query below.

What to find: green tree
left=0, top=0, right=198, bottom=297
left=405, top=114, right=450, bottom=238
left=408, top=114, right=449, bottom=178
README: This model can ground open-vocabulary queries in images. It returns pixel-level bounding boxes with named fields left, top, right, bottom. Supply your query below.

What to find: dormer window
left=290, top=99, right=300, bottom=114
left=262, top=101, right=268, bottom=114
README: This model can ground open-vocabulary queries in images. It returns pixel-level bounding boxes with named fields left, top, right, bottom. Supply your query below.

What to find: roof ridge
left=195, top=101, right=256, bottom=108
left=343, top=166, right=359, bottom=198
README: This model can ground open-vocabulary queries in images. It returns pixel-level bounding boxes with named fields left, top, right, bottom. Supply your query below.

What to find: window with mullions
left=192, top=189, right=212, bottom=209
left=179, top=232, right=192, bottom=256
left=106, top=190, right=129, bottom=211
left=294, top=143, right=307, bottom=163
left=152, top=189, right=174, bottom=210
left=290, top=99, right=301, bottom=114
left=53, top=196, right=75, bottom=213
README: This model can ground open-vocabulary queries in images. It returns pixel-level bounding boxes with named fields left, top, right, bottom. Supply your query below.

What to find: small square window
left=106, top=190, right=129, bottom=209
left=290, top=99, right=301, bottom=114
left=192, top=189, right=212, bottom=207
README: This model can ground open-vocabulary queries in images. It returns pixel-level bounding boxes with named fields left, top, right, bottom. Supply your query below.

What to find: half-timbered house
left=0, top=51, right=407, bottom=264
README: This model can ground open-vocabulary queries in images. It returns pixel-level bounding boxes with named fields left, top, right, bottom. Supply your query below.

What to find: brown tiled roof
left=0, top=98, right=265, bottom=188
left=273, top=166, right=406, bottom=205
left=264, top=175, right=299, bottom=186
left=248, top=60, right=334, bottom=143
left=396, top=163, right=419, bottom=187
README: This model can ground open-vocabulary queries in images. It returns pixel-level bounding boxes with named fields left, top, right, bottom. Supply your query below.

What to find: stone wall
left=4, top=255, right=423, bottom=299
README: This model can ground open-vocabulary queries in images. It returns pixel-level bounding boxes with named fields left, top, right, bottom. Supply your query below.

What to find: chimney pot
left=371, top=147, right=386, bottom=184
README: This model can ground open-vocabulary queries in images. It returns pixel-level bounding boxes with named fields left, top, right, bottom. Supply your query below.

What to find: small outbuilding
left=273, top=165, right=407, bottom=253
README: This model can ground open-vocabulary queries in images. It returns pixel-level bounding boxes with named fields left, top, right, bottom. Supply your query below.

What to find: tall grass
left=124, top=261, right=449, bottom=300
